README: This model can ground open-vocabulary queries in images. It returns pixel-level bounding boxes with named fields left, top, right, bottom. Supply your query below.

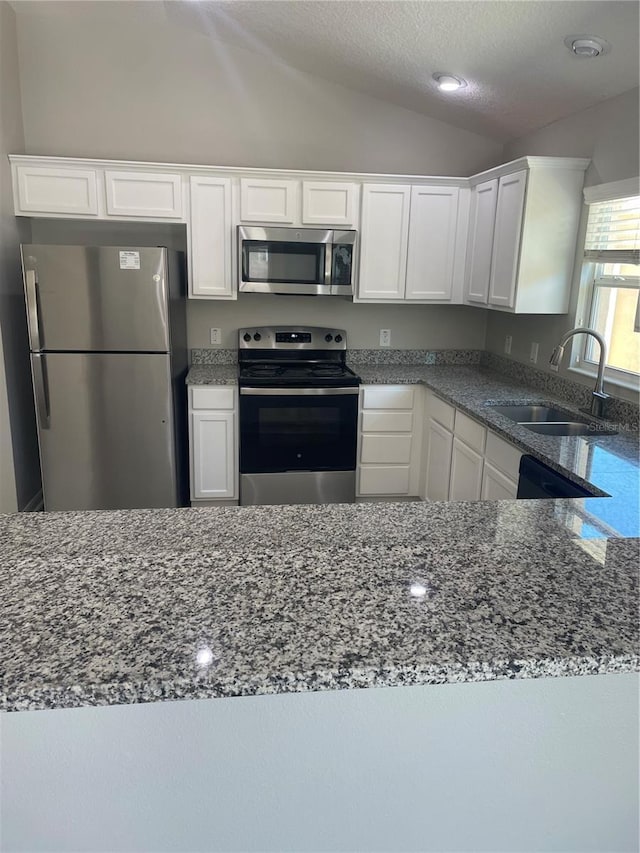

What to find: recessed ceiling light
left=564, top=35, right=611, bottom=58
left=432, top=73, right=467, bottom=92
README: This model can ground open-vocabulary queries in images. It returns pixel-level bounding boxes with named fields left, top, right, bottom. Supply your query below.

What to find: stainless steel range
left=238, top=326, right=361, bottom=506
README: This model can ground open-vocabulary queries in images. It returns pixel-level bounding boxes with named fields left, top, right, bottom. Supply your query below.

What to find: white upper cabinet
left=358, top=184, right=411, bottom=300
left=405, top=186, right=459, bottom=301
left=465, top=179, right=498, bottom=304
left=188, top=176, right=234, bottom=299
left=14, top=165, right=99, bottom=217
left=360, top=184, right=464, bottom=303
left=302, top=181, right=359, bottom=227
left=465, top=159, right=588, bottom=314
left=104, top=171, right=184, bottom=219
left=239, top=178, right=298, bottom=223
left=488, top=170, right=527, bottom=308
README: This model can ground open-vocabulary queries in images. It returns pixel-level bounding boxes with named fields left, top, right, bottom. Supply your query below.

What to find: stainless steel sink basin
left=486, top=403, right=618, bottom=437
left=523, top=422, right=618, bottom=437
left=489, top=404, right=584, bottom=423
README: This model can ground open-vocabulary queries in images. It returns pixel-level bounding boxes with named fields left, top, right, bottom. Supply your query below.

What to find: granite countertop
left=1, top=501, right=637, bottom=712
left=187, top=360, right=639, bottom=535
left=186, top=364, right=238, bottom=385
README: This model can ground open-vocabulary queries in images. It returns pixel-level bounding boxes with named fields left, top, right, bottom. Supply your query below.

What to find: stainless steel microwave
left=238, top=226, right=356, bottom=296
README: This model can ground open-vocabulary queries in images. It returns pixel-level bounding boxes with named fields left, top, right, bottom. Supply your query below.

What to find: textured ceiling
left=12, top=0, right=640, bottom=142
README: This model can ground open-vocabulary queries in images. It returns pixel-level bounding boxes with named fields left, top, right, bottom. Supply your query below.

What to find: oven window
left=240, top=394, right=358, bottom=474
left=243, top=241, right=325, bottom=284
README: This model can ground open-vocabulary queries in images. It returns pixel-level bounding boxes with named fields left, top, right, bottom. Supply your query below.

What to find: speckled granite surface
left=1, top=502, right=637, bottom=712
left=190, top=348, right=236, bottom=365
left=187, top=364, right=238, bottom=385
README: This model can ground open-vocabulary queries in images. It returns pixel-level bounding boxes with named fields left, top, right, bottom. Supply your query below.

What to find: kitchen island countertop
left=1, top=498, right=638, bottom=712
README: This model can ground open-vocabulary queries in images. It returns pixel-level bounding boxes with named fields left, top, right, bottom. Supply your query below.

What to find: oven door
left=240, top=387, right=359, bottom=474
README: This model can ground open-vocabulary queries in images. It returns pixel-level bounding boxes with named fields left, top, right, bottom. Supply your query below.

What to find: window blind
left=584, top=195, right=640, bottom=263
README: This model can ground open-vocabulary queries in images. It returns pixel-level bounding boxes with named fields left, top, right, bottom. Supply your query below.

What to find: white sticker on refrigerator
left=119, top=251, right=140, bottom=270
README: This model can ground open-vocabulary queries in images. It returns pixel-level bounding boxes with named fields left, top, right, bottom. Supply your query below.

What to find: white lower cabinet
left=357, top=384, right=422, bottom=497
left=189, top=386, right=238, bottom=501
left=423, top=392, right=522, bottom=502
left=424, top=418, right=454, bottom=501
left=449, top=437, right=484, bottom=501
left=481, top=462, right=518, bottom=500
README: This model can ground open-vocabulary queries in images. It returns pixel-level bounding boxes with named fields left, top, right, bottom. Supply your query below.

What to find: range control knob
left=253, top=332, right=262, bottom=342
left=325, top=334, right=333, bottom=342
left=334, top=334, right=343, bottom=343
left=243, top=333, right=251, bottom=342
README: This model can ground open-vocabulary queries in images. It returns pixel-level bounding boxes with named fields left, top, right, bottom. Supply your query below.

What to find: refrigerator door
left=22, top=245, right=170, bottom=353
left=34, top=352, right=178, bottom=511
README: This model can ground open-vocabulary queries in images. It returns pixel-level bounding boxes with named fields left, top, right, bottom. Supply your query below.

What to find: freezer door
left=22, top=245, right=170, bottom=352
left=34, top=352, right=180, bottom=511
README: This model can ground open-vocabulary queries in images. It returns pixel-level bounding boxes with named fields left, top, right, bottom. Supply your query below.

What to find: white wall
left=2, top=674, right=637, bottom=852
left=0, top=0, right=39, bottom=512
left=485, top=88, right=640, bottom=403
left=15, top=2, right=502, bottom=176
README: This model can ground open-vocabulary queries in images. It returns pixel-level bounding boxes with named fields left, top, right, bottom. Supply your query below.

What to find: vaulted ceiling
left=12, top=0, right=640, bottom=142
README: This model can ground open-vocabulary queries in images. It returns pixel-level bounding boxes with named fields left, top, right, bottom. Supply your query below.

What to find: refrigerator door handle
left=25, top=268, right=43, bottom=352
left=32, top=353, right=50, bottom=429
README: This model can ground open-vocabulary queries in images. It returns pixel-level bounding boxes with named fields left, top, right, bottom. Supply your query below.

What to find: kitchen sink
left=489, top=404, right=584, bottom=423
left=486, top=403, right=618, bottom=437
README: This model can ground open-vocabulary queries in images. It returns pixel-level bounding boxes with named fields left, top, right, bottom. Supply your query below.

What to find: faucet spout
left=549, top=327, right=609, bottom=418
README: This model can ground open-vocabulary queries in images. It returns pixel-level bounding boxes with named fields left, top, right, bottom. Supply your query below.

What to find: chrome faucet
left=549, top=327, right=609, bottom=418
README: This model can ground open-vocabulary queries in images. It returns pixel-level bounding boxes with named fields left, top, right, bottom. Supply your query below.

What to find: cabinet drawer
left=359, top=465, right=410, bottom=495
left=485, top=430, right=522, bottom=480
left=362, top=385, right=414, bottom=410
left=190, top=386, right=235, bottom=410
left=454, top=410, right=486, bottom=453
left=361, top=434, right=412, bottom=464
left=429, top=395, right=455, bottom=430
left=361, top=411, right=413, bottom=433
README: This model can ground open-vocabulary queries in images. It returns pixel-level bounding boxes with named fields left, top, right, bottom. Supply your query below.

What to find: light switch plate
left=210, top=328, right=222, bottom=345
left=529, top=342, right=539, bottom=364
left=504, top=335, right=512, bottom=355
left=379, top=329, right=391, bottom=347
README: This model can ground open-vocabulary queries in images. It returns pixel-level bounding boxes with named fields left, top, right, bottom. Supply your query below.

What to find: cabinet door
left=302, top=182, right=358, bottom=226
left=481, top=462, right=518, bottom=500
left=465, top=179, right=498, bottom=304
left=105, top=171, right=183, bottom=219
left=240, top=178, right=298, bottom=223
left=15, top=165, right=99, bottom=217
left=425, top=418, right=453, bottom=501
left=191, top=411, right=236, bottom=499
left=358, top=184, right=410, bottom=300
left=489, top=170, right=527, bottom=308
left=406, top=186, right=459, bottom=301
left=188, top=176, right=234, bottom=299
left=449, top=437, right=483, bottom=501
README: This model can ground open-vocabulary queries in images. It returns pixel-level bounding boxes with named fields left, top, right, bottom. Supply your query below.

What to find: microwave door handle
left=324, top=239, right=333, bottom=286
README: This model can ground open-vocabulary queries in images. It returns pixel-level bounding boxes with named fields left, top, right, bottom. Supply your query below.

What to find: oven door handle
left=240, top=386, right=360, bottom=396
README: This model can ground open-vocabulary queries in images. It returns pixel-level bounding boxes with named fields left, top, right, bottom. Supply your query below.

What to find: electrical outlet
left=529, top=342, right=539, bottom=364
left=210, top=328, right=222, bottom=345
left=504, top=335, right=512, bottom=355
left=379, top=329, right=391, bottom=347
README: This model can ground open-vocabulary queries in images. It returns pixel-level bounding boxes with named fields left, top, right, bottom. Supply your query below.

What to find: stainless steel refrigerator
left=22, top=245, right=188, bottom=511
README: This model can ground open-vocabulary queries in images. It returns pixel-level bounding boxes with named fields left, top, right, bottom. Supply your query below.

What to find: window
left=574, top=187, right=640, bottom=387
